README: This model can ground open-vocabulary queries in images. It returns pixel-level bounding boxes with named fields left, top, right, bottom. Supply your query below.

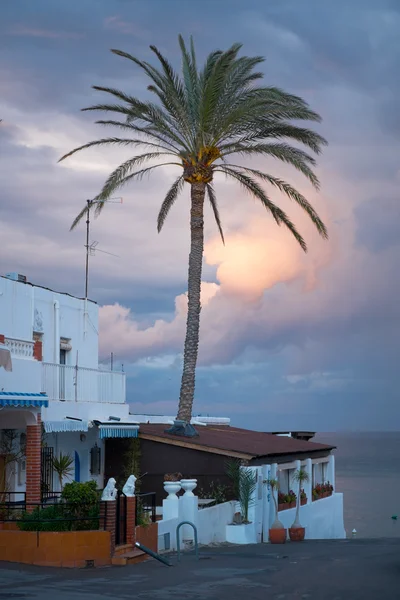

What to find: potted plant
left=225, top=463, right=258, bottom=544
left=278, top=491, right=288, bottom=512
left=289, top=467, right=310, bottom=542
left=163, top=472, right=182, bottom=498
left=288, top=489, right=297, bottom=509
left=265, top=478, right=286, bottom=544
left=300, top=489, right=307, bottom=506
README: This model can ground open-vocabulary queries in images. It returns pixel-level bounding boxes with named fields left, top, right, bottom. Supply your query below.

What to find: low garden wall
left=0, top=530, right=111, bottom=567
left=276, top=493, right=346, bottom=539
left=197, top=501, right=236, bottom=545
left=136, top=522, right=158, bottom=552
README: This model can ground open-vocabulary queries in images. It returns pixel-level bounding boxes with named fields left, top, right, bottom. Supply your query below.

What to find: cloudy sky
left=1, top=0, right=399, bottom=431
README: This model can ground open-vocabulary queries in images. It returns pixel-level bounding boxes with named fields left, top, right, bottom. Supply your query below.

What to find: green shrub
left=17, top=504, right=71, bottom=532
left=61, top=480, right=98, bottom=506
left=17, top=481, right=100, bottom=532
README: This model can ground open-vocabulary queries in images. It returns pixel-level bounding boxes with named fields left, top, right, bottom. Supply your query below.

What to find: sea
left=315, top=432, right=400, bottom=539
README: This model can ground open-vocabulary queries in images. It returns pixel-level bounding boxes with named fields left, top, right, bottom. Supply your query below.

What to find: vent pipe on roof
left=165, top=419, right=199, bottom=438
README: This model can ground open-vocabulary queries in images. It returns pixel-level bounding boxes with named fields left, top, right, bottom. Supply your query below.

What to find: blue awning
left=98, top=423, right=139, bottom=439
left=44, top=420, right=89, bottom=433
left=0, top=392, right=48, bottom=408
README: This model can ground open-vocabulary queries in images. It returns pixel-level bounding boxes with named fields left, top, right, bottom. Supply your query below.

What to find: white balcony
left=42, top=362, right=126, bottom=404
left=4, top=337, right=34, bottom=359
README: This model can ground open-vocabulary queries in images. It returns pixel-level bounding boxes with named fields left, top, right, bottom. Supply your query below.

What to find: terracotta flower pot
left=289, top=501, right=296, bottom=509
left=289, top=527, right=305, bottom=542
left=301, top=497, right=307, bottom=506
left=269, top=528, right=287, bottom=544
left=278, top=503, right=287, bottom=512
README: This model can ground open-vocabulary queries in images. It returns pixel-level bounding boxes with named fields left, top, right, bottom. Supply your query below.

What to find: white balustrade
left=4, top=337, right=34, bottom=359
left=42, top=362, right=126, bottom=403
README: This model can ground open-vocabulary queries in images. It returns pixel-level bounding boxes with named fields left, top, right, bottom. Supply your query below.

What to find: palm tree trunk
left=177, top=182, right=205, bottom=423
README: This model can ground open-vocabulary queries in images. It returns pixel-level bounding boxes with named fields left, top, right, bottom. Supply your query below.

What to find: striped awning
left=0, top=392, right=48, bottom=408
left=98, top=423, right=139, bottom=439
left=44, top=420, right=89, bottom=433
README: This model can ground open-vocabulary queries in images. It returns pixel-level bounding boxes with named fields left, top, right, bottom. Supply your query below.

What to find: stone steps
left=111, top=547, right=149, bottom=566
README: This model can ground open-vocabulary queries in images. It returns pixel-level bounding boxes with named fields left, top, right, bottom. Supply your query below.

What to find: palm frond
left=157, top=176, right=185, bottom=232
left=223, top=164, right=328, bottom=238
left=58, top=137, right=158, bottom=163
left=70, top=204, right=89, bottom=231
left=217, top=166, right=307, bottom=251
left=95, top=162, right=179, bottom=205
left=222, top=142, right=320, bottom=189
left=206, top=183, right=225, bottom=244
left=97, top=152, right=175, bottom=201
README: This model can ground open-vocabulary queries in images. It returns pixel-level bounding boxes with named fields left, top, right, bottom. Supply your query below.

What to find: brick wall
left=33, top=340, right=42, bottom=361
left=26, top=414, right=42, bottom=508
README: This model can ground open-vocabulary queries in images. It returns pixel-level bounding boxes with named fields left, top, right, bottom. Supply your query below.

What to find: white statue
left=122, top=474, right=137, bottom=497
left=101, top=477, right=117, bottom=501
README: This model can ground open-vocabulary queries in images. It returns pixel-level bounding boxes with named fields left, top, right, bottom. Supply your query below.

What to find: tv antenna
left=83, top=198, right=123, bottom=299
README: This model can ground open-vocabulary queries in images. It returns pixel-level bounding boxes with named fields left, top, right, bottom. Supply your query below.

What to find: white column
left=326, top=454, right=335, bottom=490
left=269, top=463, right=278, bottom=528
left=292, top=460, right=301, bottom=502
left=261, top=464, right=271, bottom=543
left=304, top=458, right=312, bottom=504
left=162, top=481, right=181, bottom=521
left=179, top=479, right=198, bottom=543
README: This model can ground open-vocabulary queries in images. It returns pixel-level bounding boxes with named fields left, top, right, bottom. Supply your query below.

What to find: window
left=18, top=458, right=26, bottom=486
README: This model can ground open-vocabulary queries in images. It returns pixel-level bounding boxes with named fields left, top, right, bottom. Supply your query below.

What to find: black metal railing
left=0, top=499, right=104, bottom=531
left=135, top=492, right=156, bottom=525
left=0, top=491, right=26, bottom=506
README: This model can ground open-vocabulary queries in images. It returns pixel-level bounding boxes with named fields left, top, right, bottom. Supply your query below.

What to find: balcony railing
left=4, top=337, right=34, bottom=359
left=42, top=362, right=126, bottom=404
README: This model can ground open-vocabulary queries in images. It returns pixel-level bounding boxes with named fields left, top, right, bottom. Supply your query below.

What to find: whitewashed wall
left=275, top=493, right=346, bottom=539
left=0, top=275, right=98, bottom=369
left=0, top=357, right=41, bottom=393
left=10, top=425, right=105, bottom=495
left=158, top=517, right=181, bottom=552
left=198, top=501, right=236, bottom=545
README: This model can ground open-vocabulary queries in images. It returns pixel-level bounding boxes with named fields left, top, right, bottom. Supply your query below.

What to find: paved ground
left=0, top=538, right=399, bottom=599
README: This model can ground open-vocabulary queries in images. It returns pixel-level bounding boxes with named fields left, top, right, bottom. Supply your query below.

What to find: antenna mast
left=83, top=197, right=122, bottom=300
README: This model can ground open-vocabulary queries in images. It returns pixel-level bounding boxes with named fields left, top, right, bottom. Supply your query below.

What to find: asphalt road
left=0, top=538, right=399, bottom=599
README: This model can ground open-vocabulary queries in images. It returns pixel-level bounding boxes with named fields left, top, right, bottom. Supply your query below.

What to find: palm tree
left=59, top=37, right=328, bottom=431
left=291, top=467, right=310, bottom=529
left=52, top=452, right=74, bottom=491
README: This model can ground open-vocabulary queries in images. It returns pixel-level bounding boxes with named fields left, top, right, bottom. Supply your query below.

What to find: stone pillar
left=100, top=500, right=116, bottom=555
left=162, top=481, right=181, bottom=521
left=304, top=458, right=313, bottom=504
left=26, top=413, right=42, bottom=511
left=33, top=340, right=42, bottom=361
left=126, top=497, right=136, bottom=545
left=326, top=454, right=335, bottom=490
left=179, top=479, right=198, bottom=543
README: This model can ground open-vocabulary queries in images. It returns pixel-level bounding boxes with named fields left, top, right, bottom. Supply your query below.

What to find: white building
left=0, top=272, right=138, bottom=501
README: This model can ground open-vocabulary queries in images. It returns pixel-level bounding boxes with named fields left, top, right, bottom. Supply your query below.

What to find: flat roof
left=139, top=424, right=335, bottom=460
left=0, top=275, right=97, bottom=304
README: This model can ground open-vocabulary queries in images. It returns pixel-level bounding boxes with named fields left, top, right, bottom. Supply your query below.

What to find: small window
left=18, top=458, right=26, bottom=486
